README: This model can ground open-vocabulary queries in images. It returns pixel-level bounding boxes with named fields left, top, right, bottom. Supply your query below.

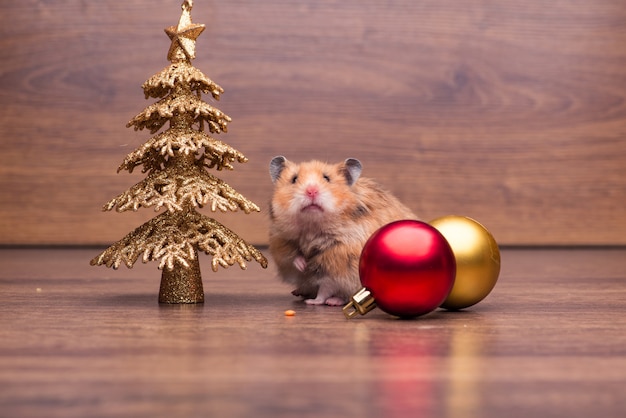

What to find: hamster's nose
left=305, top=185, right=319, bottom=198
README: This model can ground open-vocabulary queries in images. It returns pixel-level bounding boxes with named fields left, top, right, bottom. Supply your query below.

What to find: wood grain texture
left=0, top=248, right=625, bottom=417
left=1, top=0, right=625, bottom=245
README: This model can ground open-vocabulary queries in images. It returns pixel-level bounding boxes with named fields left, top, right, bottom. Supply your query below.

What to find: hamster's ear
left=270, top=156, right=287, bottom=183
left=343, top=158, right=362, bottom=186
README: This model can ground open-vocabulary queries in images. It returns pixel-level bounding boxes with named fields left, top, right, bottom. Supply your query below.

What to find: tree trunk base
left=158, top=256, right=204, bottom=304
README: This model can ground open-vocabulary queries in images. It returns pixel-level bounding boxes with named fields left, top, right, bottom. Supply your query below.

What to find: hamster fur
left=268, top=156, right=418, bottom=306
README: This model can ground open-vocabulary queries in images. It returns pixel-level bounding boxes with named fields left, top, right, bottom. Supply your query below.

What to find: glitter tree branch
left=117, top=128, right=248, bottom=174
left=91, top=211, right=266, bottom=272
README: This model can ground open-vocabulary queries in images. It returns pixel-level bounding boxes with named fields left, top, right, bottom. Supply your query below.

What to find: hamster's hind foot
left=304, top=296, right=326, bottom=305
left=304, top=296, right=347, bottom=306
left=324, top=297, right=347, bottom=306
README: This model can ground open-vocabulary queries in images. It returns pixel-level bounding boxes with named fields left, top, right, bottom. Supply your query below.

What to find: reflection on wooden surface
left=0, top=248, right=625, bottom=417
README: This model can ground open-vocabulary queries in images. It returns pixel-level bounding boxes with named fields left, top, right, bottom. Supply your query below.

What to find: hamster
left=268, top=156, right=418, bottom=306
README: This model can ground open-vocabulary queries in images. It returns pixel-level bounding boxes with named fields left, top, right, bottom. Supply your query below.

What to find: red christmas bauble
left=358, top=220, right=456, bottom=318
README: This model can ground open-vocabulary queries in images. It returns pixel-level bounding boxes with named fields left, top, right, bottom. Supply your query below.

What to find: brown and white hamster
left=268, top=156, right=418, bottom=306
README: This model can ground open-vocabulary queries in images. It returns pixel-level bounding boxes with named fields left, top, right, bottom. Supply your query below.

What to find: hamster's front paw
left=293, top=255, right=306, bottom=272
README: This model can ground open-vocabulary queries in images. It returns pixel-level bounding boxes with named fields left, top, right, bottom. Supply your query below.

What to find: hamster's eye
left=323, top=174, right=331, bottom=182
left=291, top=175, right=298, bottom=184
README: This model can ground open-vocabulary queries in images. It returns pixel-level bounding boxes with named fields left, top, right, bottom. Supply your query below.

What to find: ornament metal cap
left=343, top=287, right=377, bottom=319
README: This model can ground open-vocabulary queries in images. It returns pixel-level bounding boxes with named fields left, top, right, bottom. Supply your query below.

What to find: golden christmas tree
left=91, top=0, right=268, bottom=303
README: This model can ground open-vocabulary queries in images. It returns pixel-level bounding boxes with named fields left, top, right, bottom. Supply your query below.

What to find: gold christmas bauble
left=429, top=215, right=500, bottom=310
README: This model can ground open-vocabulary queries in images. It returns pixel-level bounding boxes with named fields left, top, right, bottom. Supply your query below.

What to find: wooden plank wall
left=1, top=0, right=625, bottom=246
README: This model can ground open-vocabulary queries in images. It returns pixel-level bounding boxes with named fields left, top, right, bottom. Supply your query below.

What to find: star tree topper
left=166, top=0, right=205, bottom=61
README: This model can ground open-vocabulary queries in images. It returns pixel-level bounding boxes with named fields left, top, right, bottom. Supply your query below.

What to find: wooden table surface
left=1, top=248, right=624, bottom=417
